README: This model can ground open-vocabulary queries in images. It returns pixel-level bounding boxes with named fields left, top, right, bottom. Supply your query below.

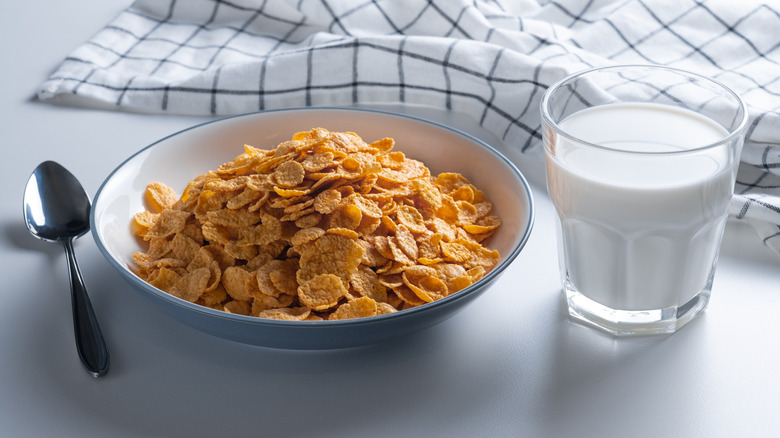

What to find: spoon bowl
left=23, top=161, right=109, bottom=377
left=24, top=162, right=91, bottom=241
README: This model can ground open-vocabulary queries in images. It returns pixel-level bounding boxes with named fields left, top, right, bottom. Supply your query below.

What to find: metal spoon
left=23, top=161, right=110, bottom=378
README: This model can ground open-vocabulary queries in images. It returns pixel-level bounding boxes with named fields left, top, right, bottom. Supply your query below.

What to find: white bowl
left=91, top=107, right=534, bottom=349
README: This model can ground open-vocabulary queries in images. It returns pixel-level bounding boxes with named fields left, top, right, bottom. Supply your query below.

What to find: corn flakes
left=130, top=128, right=502, bottom=321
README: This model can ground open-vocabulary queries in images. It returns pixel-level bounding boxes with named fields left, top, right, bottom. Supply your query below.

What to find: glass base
left=564, top=279, right=711, bottom=336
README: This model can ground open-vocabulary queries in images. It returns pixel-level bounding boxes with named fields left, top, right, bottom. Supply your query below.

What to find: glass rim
left=540, top=64, right=749, bottom=156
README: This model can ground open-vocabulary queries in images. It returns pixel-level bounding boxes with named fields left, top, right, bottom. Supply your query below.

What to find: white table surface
left=3, top=1, right=779, bottom=437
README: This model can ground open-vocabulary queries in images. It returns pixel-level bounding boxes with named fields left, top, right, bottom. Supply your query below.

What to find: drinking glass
left=541, top=65, right=748, bottom=335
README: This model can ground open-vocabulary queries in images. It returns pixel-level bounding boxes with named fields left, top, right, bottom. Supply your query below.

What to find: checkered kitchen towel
left=38, top=0, right=780, bottom=257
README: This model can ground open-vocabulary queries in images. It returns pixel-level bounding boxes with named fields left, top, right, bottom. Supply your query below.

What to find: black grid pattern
left=38, top=0, right=780, bottom=256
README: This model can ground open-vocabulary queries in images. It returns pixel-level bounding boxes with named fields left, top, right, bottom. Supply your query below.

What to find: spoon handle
left=63, top=238, right=110, bottom=378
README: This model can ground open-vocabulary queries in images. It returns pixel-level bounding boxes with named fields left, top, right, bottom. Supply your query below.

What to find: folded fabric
left=38, top=0, right=780, bottom=257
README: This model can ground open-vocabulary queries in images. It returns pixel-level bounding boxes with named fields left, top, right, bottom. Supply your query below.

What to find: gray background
left=2, top=1, right=778, bottom=436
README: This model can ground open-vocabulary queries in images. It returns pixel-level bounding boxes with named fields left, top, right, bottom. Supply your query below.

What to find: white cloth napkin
left=38, top=0, right=780, bottom=257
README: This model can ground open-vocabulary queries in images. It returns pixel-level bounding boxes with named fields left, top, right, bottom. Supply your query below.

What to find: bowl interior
left=91, top=108, right=534, bottom=347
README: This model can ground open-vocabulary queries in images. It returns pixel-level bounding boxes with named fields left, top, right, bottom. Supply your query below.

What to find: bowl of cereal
left=91, top=107, right=534, bottom=349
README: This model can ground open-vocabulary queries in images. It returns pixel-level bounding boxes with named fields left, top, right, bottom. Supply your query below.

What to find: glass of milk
left=541, top=65, right=747, bottom=336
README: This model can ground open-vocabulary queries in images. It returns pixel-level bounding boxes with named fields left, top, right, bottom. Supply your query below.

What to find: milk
left=545, top=102, right=736, bottom=311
